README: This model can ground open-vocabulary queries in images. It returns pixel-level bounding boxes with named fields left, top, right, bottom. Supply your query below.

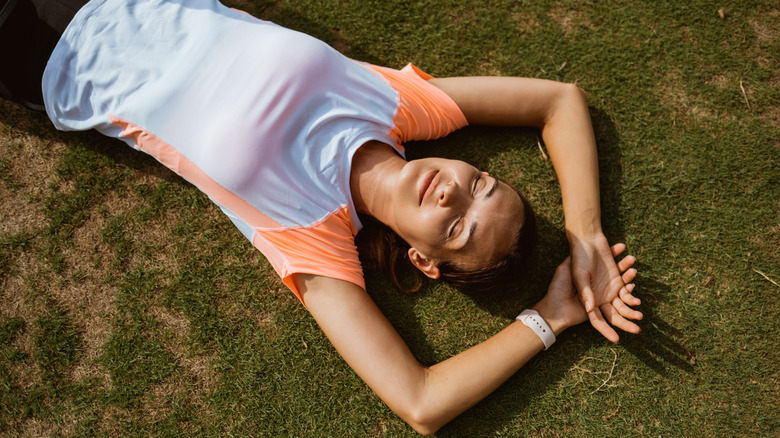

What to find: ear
left=408, top=248, right=441, bottom=279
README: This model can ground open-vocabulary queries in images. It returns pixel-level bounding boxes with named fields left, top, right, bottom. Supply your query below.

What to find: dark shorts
left=0, top=0, right=87, bottom=108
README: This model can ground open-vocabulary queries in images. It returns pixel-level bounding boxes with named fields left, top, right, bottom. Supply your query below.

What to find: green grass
left=1, top=0, right=778, bottom=436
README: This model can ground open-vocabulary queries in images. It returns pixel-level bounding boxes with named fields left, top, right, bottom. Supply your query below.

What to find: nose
left=438, top=181, right=462, bottom=207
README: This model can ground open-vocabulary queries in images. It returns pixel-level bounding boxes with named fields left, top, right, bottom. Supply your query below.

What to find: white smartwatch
left=516, top=309, right=556, bottom=350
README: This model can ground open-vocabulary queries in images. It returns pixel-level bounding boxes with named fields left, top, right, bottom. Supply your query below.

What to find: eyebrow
left=464, top=177, right=499, bottom=249
left=485, top=177, right=499, bottom=199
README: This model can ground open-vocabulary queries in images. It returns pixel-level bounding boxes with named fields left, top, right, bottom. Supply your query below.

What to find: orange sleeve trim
left=362, top=63, right=468, bottom=144
left=255, top=206, right=366, bottom=305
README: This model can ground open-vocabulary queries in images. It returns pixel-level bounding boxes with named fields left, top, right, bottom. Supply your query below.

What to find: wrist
left=564, top=210, right=602, bottom=241
left=516, top=309, right=556, bottom=350
left=531, top=298, right=570, bottom=336
left=565, top=222, right=603, bottom=242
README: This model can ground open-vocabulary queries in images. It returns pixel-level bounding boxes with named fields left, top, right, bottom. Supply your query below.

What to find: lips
left=418, top=170, right=439, bottom=205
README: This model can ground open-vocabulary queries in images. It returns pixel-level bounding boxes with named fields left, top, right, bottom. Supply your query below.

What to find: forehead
left=455, top=180, right=524, bottom=267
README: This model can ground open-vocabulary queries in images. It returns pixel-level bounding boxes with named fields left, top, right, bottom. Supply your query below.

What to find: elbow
left=561, top=82, right=588, bottom=102
left=542, top=82, right=589, bottom=126
left=404, top=412, right=440, bottom=436
left=391, top=369, right=455, bottom=435
left=399, top=402, right=447, bottom=436
left=414, top=426, right=438, bottom=436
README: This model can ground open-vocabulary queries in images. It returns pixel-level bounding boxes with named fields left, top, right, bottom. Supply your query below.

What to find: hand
left=570, top=236, right=643, bottom=342
left=535, top=251, right=640, bottom=336
left=533, top=258, right=585, bottom=334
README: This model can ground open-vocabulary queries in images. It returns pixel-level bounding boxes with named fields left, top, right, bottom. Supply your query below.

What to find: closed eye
left=449, top=175, right=482, bottom=239
left=472, top=174, right=481, bottom=196
left=447, top=217, right=462, bottom=238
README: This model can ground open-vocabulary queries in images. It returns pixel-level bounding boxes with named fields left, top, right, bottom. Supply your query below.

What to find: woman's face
left=392, top=157, right=525, bottom=272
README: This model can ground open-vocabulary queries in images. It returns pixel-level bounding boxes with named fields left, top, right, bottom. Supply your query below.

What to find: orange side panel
left=110, top=115, right=283, bottom=230
left=110, top=115, right=365, bottom=305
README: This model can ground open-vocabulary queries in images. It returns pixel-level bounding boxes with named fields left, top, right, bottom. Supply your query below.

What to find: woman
left=1, top=0, right=642, bottom=433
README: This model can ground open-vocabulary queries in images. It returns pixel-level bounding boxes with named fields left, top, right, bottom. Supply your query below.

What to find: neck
left=350, top=141, right=405, bottom=227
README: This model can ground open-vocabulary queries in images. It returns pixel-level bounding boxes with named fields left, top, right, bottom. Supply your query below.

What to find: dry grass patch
left=96, top=405, right=133, bottom=437
left=0, top=130, right=66, bottom=237
left=139, top=381, right=179, bottom=424
left=471, top=62, right=501, bottom=78
left=16, top=415, right=76, bottom=438
left=548, top=5, right=595, bottom=36
left=138, top=372, right=216, bottom=429
left=659, top=72, right=720, bottom=121
left=138, top=306, right=218, bottom=425
left=749, top=9, right=779, bottom=43
left=57, top=214, right=119, bottom=332
left=69, top=361, right=112, bottom=395
left=706, top=74, right=730, bottom=88
left=1, top=270, right=49, bottom=393
left=769, top=70, right=780, bottom=88
left=103, top=167, right=185, bottom=279
left=126, top=209, right=184, bottom=279
left=222, top=299, right=273, bottom=328
left=7, top=333, right=43, bottom=393
left=511, top=11, right=541, bottom=35
left=151, top=305, right=190, bottom=339
left=150, top=305, right=218, bottom=392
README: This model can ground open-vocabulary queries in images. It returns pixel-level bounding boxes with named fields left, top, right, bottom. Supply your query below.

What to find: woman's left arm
left=296, top=246, right=637, bottom=434
left=428, top=76, right=642, bottom=341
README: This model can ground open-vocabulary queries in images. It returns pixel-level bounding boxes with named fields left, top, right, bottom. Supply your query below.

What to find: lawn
left=1, top=0, right=778, bottom=436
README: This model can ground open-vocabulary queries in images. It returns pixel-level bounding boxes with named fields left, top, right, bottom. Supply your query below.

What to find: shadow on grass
left=590, top=108, right=697, bottom=377
left=622, top=272, right=697, bottom=375
left=0, top=99, right=183, bottom=189
left=432, top=274, right=694, bottom=436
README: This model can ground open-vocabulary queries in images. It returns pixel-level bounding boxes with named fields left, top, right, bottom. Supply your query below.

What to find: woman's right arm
left=293, top=245, right=637, bottom=435
left=428, top=76, right=642, bottom=342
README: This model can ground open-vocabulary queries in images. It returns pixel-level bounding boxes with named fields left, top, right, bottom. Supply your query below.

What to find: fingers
left=622, top=268, right=637, bottom=284
left=579, top=286, right=595, bottom=313
left=588, top=308, right=620, bottom=343
left=611, top=244, right=637, bottom=280
left=611, top=295, right=643, bottom=320
left=616, top=255, right=635, bottom=273
left=601, top=303, right=641, bottom=334
left=610, top=243, right=627, bottom=257
left=575, top=242, right=642, bottom=341
left=619, top=283, right=641, bottom=306
left=615, top=248, right=641, bottom=306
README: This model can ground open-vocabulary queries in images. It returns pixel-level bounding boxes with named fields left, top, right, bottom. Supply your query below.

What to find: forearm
left=408, top=259, right=593, bottom=434
left=412, top=313, right=565, bottom=434
left=541, top=84, right=602, bottom=239
left=428, top=77, right=603, bottom=239
left=299, top=274, right=572, bottom=435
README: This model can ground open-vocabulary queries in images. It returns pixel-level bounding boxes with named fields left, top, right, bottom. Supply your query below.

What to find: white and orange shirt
left=42, top=0, right=467, bottom=303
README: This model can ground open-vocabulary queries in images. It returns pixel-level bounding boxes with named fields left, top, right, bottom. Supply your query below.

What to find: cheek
left=397, top=211, right=444, bottom=249
left=417, top=210, right=446, bottom=232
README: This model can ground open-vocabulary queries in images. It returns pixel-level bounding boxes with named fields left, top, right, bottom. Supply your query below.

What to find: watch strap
left=516, top=309, right=555, bottom=350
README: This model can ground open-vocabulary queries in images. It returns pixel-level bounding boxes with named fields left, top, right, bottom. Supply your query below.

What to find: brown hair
left=356, top=186, right=537, bottom=294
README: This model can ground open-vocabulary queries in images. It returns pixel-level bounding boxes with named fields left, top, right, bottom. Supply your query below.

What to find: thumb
left=573, top=269, right=594, bottom=312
